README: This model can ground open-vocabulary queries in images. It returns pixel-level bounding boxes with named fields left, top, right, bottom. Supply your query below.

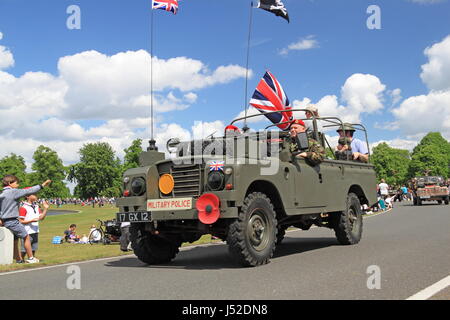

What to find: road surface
left=1, top=201, right=449, bottom=300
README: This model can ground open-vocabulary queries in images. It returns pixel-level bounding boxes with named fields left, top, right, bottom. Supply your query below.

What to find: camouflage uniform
left=288, top=137, right=325, bottom=166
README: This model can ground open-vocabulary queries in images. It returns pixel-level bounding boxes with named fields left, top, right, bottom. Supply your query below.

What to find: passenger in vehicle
left=304, top=104, right=323, bottom=133
left=288, top=119, right=325, bottom=166
left=336, top=123, right=369, bottom=163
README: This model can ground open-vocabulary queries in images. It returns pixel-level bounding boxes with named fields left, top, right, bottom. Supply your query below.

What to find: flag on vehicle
left=257, top=0, right=289, bottom=23
left=152, top=0, right=179, bottom=15
left=209, top=161, right=225, bottom=172
left=249, top=71, right=292, bottom=130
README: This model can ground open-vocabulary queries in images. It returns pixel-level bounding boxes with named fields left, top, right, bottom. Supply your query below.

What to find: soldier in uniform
left=287, top=119, right=325, bottom=166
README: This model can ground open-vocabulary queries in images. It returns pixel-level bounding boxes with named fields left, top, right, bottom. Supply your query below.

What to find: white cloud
left=279, top=35, right=319, bottom=56
left=0, top=45, right=14, bottom=70
left=392, top=90, right=450, bottom=136
left=391, top=35, right=450, bottom=139
left=420, top=35, right=450, bottom=91
left=0, top=36, right=251, bottom=168
left=370, top=138, right=419, bottom=152
left=388, top=88, right=402, bottom=106
left=292, top=73, right=386, bottom=126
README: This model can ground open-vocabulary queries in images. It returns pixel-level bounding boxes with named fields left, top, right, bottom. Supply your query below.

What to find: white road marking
left=406, top=275, right=450, bottom=300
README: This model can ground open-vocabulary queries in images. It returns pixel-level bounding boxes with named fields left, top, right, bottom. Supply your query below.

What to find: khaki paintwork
left=116, top=133, right=377, bottom=222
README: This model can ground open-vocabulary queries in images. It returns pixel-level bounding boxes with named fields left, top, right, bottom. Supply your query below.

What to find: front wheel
left=130, top=224, right=181, bottom=265
left=331, top=193, right=363, bottom=245
left=227, top=192, right=277, bottom=267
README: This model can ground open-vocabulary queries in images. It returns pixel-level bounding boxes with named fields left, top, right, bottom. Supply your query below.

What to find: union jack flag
left=209, top=161, right=224, bottom=172
left=152, top=0, right=179, bottom=15
left=249, top=71, right=292, bottom=130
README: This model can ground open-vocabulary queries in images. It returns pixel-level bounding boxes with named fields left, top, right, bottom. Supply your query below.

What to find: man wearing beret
left=287, top=119, right=325, bottom=166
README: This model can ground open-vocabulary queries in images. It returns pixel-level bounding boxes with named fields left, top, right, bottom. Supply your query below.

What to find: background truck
left=411, top=176, right=449, bottom=206
left=116, top=111, right=377, bottom=267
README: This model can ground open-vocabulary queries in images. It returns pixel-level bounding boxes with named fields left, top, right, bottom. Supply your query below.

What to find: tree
left=68, top=142, right=122, bottom=198
left=28, top=145, right=70, bottom=198
left=0, top=153, right=28, bottom=185
left=408, top=132, right=450, bottom=178
left=372, top=143, right=411, bottom=186
left=123, top=139, right=143, bottom=171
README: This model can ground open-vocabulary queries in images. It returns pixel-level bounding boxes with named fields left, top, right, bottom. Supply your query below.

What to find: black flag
left=257, top=0, right=290, bottom=23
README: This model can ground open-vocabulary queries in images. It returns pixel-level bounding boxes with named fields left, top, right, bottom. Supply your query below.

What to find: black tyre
left=437, top=200, right=442, bottom=205
left=332, top=193, right=363, bottom=245
left=418, top=198, right=423, bottom=206
left=413, top=197, right=417, bottom=206
left=88, top=229, right=103, bottom=245
left=130, top=224, right=181, bottom=264
left=445, top=196, right=449, bottom=205
left=227, top=192, right=277, bottom=267
left=276, top=225, right=288, bottom=245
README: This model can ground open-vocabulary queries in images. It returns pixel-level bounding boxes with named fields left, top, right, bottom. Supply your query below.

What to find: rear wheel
left=437, top=200, right=442, bottom=205
left=332, top=193, right=363, bottom=245
left=130, top=224, right=181, bottom=264
left=88, top=229, right=103, bottom=244
left=418, top=198, right=423, bottom=206
left=445, top=196, right=449, bottom=205
left=227, top=192, right=277, bottom=267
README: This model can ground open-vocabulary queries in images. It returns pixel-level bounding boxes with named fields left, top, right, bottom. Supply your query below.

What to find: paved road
left=1, top=201, right=449, bottom=300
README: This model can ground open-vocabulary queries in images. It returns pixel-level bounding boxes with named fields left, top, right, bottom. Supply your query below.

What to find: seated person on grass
left=64, top=224, right=80, bottom=243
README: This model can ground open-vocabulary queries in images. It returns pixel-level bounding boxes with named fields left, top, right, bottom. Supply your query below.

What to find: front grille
left=170, top=164, right=202, bottom=197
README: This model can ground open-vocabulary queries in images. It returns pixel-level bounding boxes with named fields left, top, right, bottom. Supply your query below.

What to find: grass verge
left=0, top=204, right=219, bottom=273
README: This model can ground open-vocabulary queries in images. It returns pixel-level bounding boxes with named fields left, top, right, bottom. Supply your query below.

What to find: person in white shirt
left=18, top=193, right=49, bottom=261
left=378, top=179, right=389, bottom=200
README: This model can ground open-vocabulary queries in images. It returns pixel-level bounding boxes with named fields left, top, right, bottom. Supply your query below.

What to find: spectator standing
left=378, top=179, right=389, bottom=200
left=18, top=193, right=49, bottom=261
left=0, top=175, right=51, bottom=263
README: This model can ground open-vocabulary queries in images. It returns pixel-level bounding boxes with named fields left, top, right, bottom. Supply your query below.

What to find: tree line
left=0, top=139, right=143, bottom=199
left=372, top=132, right=450, bottom=187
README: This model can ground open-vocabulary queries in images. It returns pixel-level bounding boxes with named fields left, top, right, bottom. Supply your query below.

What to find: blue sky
left=0, top=0, right=449, bottom=165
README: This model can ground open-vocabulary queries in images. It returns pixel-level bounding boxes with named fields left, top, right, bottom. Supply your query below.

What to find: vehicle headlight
left=131, top=177, right=146, bottom=196
left=123, top=177, right=130, bottom=184
left=207, top=171, right=225, bottom=191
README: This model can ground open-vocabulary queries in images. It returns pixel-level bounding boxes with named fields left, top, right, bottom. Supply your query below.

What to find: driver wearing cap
left=288, top=119, right=325, bottom=166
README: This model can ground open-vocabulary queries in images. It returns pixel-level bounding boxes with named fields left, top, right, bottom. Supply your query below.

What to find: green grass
left=0, top=204, right=219, bottom=272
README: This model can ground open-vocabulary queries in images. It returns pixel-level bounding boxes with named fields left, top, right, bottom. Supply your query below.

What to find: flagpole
left=243, top=1, right=254, bottom=133
left=149, top=3, right=157, bottom=151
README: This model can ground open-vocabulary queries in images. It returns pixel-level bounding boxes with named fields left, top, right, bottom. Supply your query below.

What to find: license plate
left=147, top=198, right=193, bottom=211
left=420, top=196, right=430, bottom=199
left=117, top=212, right=151, bottom=223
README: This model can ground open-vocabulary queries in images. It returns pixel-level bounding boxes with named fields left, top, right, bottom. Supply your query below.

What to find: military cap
left=336, top=123, right=356, bottom=133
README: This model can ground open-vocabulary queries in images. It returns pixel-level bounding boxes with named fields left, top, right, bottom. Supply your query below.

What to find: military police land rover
left=116, top=111, right=377, bottom=267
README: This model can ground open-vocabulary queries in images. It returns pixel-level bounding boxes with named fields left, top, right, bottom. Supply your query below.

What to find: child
left=18, top=192, right=49, bottom=262
left=0, top=175, right=51, bottom=264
